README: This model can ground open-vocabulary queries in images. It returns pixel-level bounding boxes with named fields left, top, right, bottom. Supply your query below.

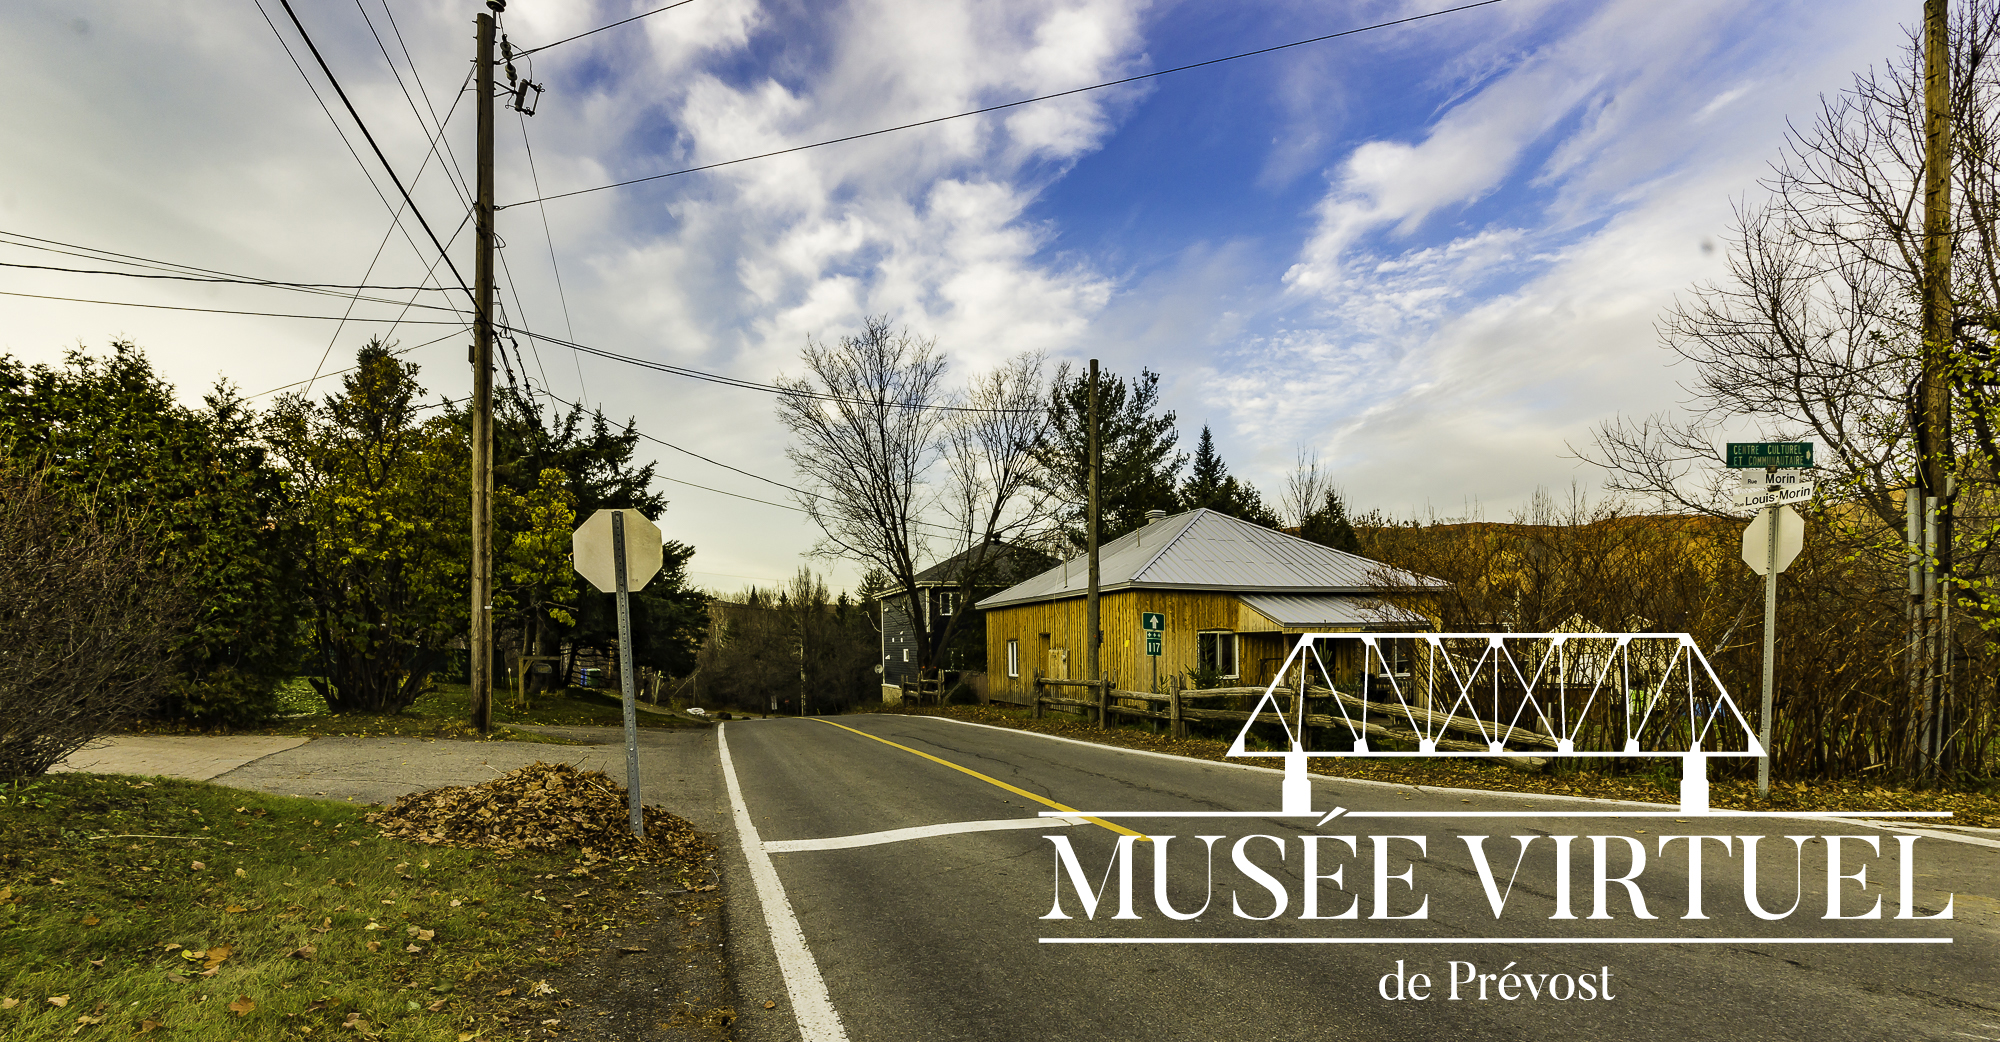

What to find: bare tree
left=777, top=317, right=1052, bottom=677
left=0, top=463, right=187, bottom=781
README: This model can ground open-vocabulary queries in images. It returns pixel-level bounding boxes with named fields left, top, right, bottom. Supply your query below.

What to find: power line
left=517, top=109, right=588, bottom=406
left=513, top=0, right=697, bottom=58
left=249, top=327, right=469, bottom=399
left=0, top=289, right=469, bottom=324
left=273, top=0, right=473, bottom=301
left=0, top=259, right=458, bottom=293
left=500, top=0, right=1505, bottom=210
left=501, top=324, right=1040, bottom=413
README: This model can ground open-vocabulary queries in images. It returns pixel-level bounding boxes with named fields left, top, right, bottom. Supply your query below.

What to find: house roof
left=903, top=540, right=1055, bottom=589
left=1238, top=593, right=1429, bottom=630
left=975, top=508, right=1445, bottom=609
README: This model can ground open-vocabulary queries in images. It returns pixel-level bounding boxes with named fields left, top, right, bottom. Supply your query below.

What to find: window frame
left=1196, top=630, right=1239, bottom=680
left=1006, top=639, right=1019, bottom=678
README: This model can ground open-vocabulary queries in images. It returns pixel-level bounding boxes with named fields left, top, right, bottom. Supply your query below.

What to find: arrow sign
left=1742, top=505, right=1805, bottom=575
left=1733, top=483, right=1813, bottom=510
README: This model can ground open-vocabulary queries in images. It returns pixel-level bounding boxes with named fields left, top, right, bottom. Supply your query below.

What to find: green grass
left=0, top=773, right=688, bottom=1040
left=162, top=681, right=709, bottom=742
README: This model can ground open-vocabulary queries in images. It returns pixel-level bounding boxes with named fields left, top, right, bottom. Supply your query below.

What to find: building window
left=902, top=648, right=909, bottom=662
left=1197, top=631, right=1238, bottom=679
left=1007, top=639, right=1019, bottom=678
left=936, top=590, right=956, bottom=616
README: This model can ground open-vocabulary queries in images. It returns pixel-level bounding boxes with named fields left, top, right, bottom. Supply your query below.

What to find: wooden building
left=976, top=508, right=1444, bottom=700
left=880, top=540, right=1056, bottom=688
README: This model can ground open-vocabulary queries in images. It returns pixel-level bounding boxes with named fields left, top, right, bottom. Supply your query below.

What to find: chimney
left=1145, top=509, right=1166, bottom=525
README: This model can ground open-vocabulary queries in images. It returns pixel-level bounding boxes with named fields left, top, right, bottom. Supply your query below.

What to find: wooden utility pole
left=1918, top=0, right=1953, bottom=773
left=469, top=12, right=496, bottom=733
left=1086, top=358, right=1101, bottom=722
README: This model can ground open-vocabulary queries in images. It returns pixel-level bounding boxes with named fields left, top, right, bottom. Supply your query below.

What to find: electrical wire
left=0, top=259, right=458, bottom=293
left=500, top=0, right=1505, bottom=210
left=0, top=289, right=469, bottom=324
left=513, top=0, right=697, bottom=58
left=517, top=107, right=588, bottom=406
left=248, top=327, right=470, bottom=400
left=272, top=0, right=473, bottom=301
left=501, top=324, right=1039, bottom=414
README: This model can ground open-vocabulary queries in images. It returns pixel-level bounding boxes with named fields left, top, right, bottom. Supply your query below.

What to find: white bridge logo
left=1227, top=633, right=1763, bottom=815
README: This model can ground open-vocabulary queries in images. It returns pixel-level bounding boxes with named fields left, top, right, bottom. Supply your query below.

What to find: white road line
left=765, top=815, right=1088, bottom=853
left=718, top=725, right=848, bottom=1042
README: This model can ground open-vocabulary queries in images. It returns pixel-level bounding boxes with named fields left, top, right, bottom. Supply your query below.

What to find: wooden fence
left=1027, top=669, right=1558, bottom=753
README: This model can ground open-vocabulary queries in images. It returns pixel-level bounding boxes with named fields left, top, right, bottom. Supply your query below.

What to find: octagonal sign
left=572, top=508, right=664, bottom=594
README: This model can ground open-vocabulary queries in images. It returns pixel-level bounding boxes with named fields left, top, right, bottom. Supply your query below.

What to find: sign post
left=1729, top=443, right=1811, bottom=797
left=1142, top=612, right=1164, bottom=691
left=572, top=508, right=664, bottom=837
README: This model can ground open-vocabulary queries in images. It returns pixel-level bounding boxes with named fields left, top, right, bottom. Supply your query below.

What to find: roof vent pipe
left=1145, top=509, right=1166, bottom=525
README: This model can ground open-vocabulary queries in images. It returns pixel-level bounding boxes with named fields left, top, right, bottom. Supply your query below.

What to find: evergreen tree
left=1297, top=489, right=1361, bottom=553
left=1032, top=364, right=1184, bottom=547
left=1177, top=426, right=1279, bottom=526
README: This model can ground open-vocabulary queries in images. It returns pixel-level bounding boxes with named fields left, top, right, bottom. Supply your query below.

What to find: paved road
left=717, top=715, right=2000, bottom=1042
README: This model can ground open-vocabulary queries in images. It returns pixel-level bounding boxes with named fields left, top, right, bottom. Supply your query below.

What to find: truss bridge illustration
left=1227, top=633, right=1762, bottom=814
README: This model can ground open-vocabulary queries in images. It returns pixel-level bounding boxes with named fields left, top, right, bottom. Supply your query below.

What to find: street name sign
left=1726, top=442, right=1814, bottom=469
left=1732, top=483, right=1814, bottom=510
left=1736, top=468, right=1808, bottom=486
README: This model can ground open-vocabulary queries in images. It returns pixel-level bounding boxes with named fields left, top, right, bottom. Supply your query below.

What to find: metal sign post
left=572, top=508, right=665, bottom=838
left=1733, top=451, right=1809, bottom=798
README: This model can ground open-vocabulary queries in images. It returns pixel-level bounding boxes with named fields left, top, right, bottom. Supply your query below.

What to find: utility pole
left=1086, top=359, right=1101, bottom=707
left=1918, top=0, right=1953, bottom=775
left=469, top=10, right=497, bottom=733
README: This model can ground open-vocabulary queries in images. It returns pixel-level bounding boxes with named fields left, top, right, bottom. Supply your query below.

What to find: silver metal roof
left=1237, top=593, right=1428, bottom=629
left=975, top=508, right=1445, bottom=609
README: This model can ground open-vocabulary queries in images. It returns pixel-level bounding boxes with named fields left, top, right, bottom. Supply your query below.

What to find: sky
left=2, top=0, right=1915, bottom=594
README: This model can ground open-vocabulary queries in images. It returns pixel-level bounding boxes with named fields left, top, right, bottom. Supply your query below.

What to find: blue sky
left=1, top=0, right=1912, bottom=591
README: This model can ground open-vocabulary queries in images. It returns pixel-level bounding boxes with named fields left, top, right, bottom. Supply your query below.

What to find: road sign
left=1141, top=612, right=1164, bottom=632
left=1727, top=442, right=1813, bottom=469
left=1736, top=468, right=1808, bottom=487
left=1742, top=505, right=1804, bottom=575
left=572, top=509, right=663, bottom=594
left=1732, top=483, right=1813, bottom=510
left=1145, top=633, right=1162, bottom=657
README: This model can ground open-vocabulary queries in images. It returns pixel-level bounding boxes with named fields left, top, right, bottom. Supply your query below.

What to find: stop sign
left=571, top=509, right=664, bottom=593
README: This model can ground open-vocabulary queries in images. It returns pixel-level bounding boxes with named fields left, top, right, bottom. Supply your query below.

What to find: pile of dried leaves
left=367, top=761, right=712, bottom=865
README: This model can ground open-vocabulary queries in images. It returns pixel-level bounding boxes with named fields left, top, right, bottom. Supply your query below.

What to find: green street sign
left=1145, top=633, right=1162, bottom=657
left=1141, top=612, right=1164, bottom=632
left=1726, top=442, right=1813, bottom=469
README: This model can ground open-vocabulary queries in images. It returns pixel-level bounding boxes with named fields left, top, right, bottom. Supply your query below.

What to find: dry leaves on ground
left=366, top=762, right=712, bottom=866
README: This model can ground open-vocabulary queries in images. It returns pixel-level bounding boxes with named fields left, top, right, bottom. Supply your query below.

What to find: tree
left=0, top=460, right=187, bottom=780
left=1033, top=362, right=1185, bottom=547
left=1178, top=426, right=1279, bottom=526
left=265, top=342, right=468, bottom=714
left=1581, top=6, right=2000, bottom=780
left=0, top=343, right=296, bottom=724
left=1283, top=448, right=1361, bottom=552
left=778, top=317, right=1050, bottom=676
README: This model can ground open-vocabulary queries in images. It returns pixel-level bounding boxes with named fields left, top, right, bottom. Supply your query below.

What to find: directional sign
left=1736, top=469, right=1808, bottom=487
left=1145, top=633, right=1162, bottom=657
left=1727, top=442, right=1813, bottom=469
left=1732, top=483, right=1813, bottom=510
left=572, top=509, right=664, bottom=593
left=1742, top=505, right=1805, bottom=575
left=1141, top=612, right=1165, bottom=632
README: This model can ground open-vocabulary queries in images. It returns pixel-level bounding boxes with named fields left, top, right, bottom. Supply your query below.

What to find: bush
left=0, top=464, right=187, bottom=781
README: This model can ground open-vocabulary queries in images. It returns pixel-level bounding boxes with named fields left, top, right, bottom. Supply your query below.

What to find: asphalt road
left=717, top=715, right=2000, bottom=1042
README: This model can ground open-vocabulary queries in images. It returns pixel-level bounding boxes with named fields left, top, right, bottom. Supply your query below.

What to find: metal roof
left=1237, top=593, right=1429, bottom=630
left=974, top=508, right=1445, bottom=609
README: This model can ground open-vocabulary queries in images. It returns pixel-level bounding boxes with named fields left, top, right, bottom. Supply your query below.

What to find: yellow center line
left=810, top=718, right=1149, bottom=841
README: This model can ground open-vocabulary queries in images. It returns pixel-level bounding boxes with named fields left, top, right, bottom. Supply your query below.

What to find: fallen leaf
left=196, top=967, right=219, bottom=979
left=203, top=945, right=232, bottom=969
left=363, top=922, right=384, bottom=931
left=48, top=877, right=65, bottom=885
left=405, top=944, right=422, bottom=953
left=163, top=973, right=188, bottom=985
left=0, top=997, right=16, bottom=1009
left=406, top=927, right=434, bottom=941
left=163, top=944, right=182, bottom=952
left=312, top=917, right=332, bottom=934
left=366, top=941, right=381, bottom=952
left=234, top=868, right=246, bottom=878
left=137, top=1018, right=164, bottom=1034
left=81, top=916, right=100, bottom=926
left=224, top=905, right=247, bottom=914
left=493, top=988, right=515, bottom=998
left=289, top=945, right=316, bottom=960
left=448, top=899, right=462, bottom=908
left=48, top=995, right=70, bottom=1007
left=527, top=981, right=555, bottom=997
left=188, top=862, right=205, bottom=871
left=88, top=958, right=103, bottom=969
left=764, top=1000, right=777, bottom=1009
left=227, top=995, right=255, bottom=1016
left=74, top=1013, right=104, bottom=1025
left=178, top=950, right=202, bottom=963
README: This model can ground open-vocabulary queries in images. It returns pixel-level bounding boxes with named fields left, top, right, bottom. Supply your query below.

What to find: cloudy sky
left=3, top=0, right=1911, bottom=592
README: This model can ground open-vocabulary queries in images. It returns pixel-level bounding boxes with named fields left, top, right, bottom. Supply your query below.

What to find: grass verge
left=138, top=682, right=706, bottom=743
left=875, top=703, right=2000, bottom=828
left=0, top=773, right=714, bottom=1040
